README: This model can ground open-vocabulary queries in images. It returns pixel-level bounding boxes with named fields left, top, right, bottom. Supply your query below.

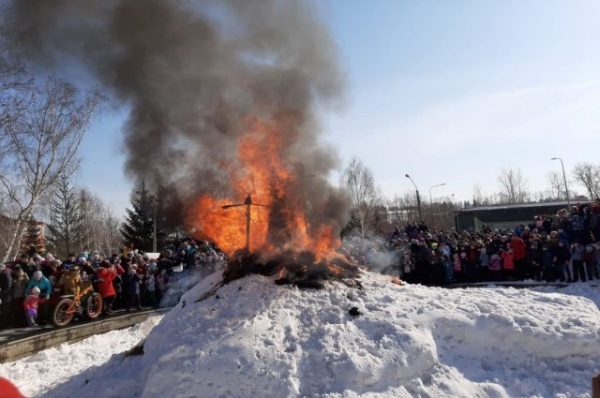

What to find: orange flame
left=187, top=116, right=340, bottom=263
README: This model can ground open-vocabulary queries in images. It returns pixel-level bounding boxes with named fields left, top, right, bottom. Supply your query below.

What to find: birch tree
left=546, top=171, right=565, bottom=200
left=0, top=77, right=101, bottom=261
left=340, top=158, right=383, bottom=238
left=497, top=168, right=529, bottom=204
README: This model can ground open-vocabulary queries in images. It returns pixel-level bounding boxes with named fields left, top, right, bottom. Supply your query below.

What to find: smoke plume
left=7, top=0, right=348, bottom=244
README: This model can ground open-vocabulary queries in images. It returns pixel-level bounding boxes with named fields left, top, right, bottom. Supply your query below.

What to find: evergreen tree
left=121, top=181, right=155, bottom=252
left=76, top=188, right=96, bottom=253
left=47, top=175, right=83, bottom=258
left=22, top=216, right=42, bottom=256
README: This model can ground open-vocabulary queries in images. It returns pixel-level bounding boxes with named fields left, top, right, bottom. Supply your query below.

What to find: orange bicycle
left=51, top=283, right=103, bottom=328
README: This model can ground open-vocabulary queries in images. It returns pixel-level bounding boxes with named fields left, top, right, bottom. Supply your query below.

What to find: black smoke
left=6, top=0, right=348, bottom=237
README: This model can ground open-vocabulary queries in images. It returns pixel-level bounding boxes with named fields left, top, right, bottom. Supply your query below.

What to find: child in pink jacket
left=23, top=286, right=41, bottom=327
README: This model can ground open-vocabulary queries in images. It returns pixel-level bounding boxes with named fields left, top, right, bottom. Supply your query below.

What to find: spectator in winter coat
left=554, top=241, right=571, bottom=282
left=58, top=267, right=82, bottom=296
left=123, top=268, right=141, bottom=311
left=0, top=264, right=13, bottom=328
left=23, top=286, right=41, bottom=327
left=25, top=271, right=51, bottom=299
left=144, top=270, right=157, bottom=308
left=541, top=246, right=555, bottom=282
left=25, top=270, right=52, bottom=324
left=60, top=254, right=77, bottom=271
left=96, top=261, right=117, bottom=315
left=156, top=269, right=168, bottom=304
left=501, top=248, right=515, bottom=280
left=489, top=252, right=502, bottom=281
left=526, top=242, right=542, bottom=280
left=478, top=247, right=490, bottom=281
left=11, top=266, right=29, bottom=327
left=510, top=235, right=526, bottom=278
left=570, top=242, right=586, bottom=282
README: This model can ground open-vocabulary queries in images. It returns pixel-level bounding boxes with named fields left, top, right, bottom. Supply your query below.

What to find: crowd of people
left=0, top=239, right=226, bottom=328
left=355, top=200, right=600, bottom=286
left=2, top=200, right=600, bottom=328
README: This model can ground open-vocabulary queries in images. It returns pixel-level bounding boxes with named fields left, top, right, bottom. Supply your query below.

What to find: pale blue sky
left=77, top=0, right=600, bottom=215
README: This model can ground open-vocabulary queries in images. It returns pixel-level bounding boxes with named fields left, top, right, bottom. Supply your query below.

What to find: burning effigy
left=186, top=116, right=359, bottom=286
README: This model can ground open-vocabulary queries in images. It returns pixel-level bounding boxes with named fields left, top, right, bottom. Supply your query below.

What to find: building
left=454, top=201, right=587, bottom=232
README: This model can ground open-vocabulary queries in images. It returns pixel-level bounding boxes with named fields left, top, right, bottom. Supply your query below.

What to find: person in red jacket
left=96, top=260, right=117, bottom=315
left=510, top=235, right=526, bottom=279
left=501, top=248, right=516, bottom=280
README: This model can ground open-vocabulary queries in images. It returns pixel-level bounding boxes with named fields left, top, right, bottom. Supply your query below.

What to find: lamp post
left=405, top=174, right=422, bottom=222
left=429, top=183, right=447, bottom=205
left=551, top=157, right=570, bottom=208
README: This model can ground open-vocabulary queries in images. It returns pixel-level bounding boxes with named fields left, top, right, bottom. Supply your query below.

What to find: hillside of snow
left=4, top=270, right=600, bottom=397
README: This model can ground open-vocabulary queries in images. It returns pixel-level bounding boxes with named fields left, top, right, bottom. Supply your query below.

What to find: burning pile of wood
left=223, top=249, right=361, bottom=289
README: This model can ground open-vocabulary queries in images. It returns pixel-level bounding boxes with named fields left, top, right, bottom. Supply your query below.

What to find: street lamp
left=405, top=174, right=422, bottom=222
left=551, top=157, right=570, bottom=208
left=429, top=183, right=447, bottom=205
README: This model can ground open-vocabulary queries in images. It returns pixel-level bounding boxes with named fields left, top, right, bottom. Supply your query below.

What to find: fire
left=187, top=116, right=340, bottom=264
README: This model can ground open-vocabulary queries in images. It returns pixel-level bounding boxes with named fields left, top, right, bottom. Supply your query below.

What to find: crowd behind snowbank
left=342, top=200, right=600, bottom=286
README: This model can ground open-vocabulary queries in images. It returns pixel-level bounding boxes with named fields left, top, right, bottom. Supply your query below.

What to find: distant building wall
left=454, top=201, right=586, bottom=232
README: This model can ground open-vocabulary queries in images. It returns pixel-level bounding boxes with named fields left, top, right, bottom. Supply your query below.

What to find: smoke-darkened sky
left=8, top=0, right=351, bottom=231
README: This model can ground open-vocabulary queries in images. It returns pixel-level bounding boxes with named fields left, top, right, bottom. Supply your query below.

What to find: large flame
left=188, top=116, right=340, bottom=262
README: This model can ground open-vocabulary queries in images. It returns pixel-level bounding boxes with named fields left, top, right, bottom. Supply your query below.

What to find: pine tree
left=47, top=175, right=83, bottom=258
left=22, top=216, right=42, bottom=256
left=121, top=181, right=155, bottom=252
left=76, top=188, right=96, bottom=253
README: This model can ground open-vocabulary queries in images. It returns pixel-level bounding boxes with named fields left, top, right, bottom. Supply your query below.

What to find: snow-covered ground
left=2, top=270, right=600, bottom=397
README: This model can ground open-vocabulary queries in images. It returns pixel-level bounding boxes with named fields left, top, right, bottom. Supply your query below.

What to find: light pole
left=405, top=174, right=422, bottom=222
left=551, top=157, right=570, bottom=208
left=429, top=183, right=447, bottom=205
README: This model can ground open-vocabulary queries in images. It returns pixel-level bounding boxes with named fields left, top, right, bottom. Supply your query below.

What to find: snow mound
left=30, top=271, right=600, bottom=398
left=135, top=272, right=600, bottom=398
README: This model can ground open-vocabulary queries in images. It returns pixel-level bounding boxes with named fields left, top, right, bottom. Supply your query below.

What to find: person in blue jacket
left=25, top=271, right=52, bottom=298
left=25, top=271, right=52, bottom=324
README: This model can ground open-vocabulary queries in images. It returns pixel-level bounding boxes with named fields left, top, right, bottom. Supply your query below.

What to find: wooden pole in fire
left=297, top=163, right=315, bottom=236
left=222, top=194, right=270, bottom=254
left=244, top=195, right=252, bottom=252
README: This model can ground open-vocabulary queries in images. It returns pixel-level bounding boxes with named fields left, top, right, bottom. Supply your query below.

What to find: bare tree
left=0, top=43, right=31, bottom=138
left=572, top=162, right=600, bottom=200
left=388, top=193, right=417, bottom=224
left=340, top=157, right=383, bottom=238
left=497, top=168, right=529, bottom=204
left=77, top=188, right=123, bottom=257
left=472, top=183, right=484, bottom=206
left=546, top=171, right=565, bottom=200
left=0, top=77, right=101, bottom=261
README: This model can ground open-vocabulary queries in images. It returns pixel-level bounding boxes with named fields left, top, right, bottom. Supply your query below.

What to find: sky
left=3, top=269, right=600, bottom=397
left=77, top=0, right=600, bottom=216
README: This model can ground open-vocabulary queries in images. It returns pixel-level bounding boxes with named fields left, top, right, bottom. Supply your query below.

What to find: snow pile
left=3, top=271, right=600, bottom=397
left=0, top=315, right=162, bottom=397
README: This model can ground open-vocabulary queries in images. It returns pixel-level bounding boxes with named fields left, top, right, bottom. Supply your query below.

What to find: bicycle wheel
left=52, top=298, right=75, bottom=328
left=85, top=294, right=103, bottom=320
